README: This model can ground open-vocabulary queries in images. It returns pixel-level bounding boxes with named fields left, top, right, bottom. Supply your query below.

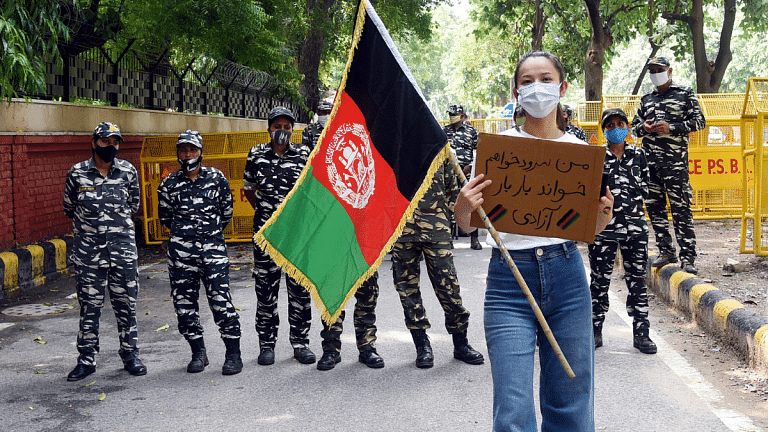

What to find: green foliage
left=0, top=0, right=71, bottom=102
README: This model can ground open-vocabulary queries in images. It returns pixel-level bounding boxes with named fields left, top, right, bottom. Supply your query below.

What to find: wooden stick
left=449, top=152, right=576, bottom=379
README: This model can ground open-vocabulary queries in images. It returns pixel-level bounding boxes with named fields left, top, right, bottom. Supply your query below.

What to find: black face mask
left=178, top=155, right=202, bottom=172
left=93, top=144, right=118, bottom=164
left=271, top=129, right=292, bottom=146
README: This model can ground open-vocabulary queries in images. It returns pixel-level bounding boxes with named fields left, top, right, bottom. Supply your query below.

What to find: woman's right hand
left=455, top=173, right=492, bottom=232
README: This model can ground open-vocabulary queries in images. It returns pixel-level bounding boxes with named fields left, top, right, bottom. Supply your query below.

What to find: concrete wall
left=1, top=99, right=269, bottom=135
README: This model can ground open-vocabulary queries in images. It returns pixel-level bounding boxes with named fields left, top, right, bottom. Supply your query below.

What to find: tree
left=290, top=0, right=440, bottom=115
left=0, top=0, right=71, bottom=102
left=583, top=0, right=646, bottom=101
left=661, top=0, right=768, bottom=93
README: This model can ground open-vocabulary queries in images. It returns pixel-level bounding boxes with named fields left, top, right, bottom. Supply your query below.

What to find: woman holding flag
left=455, top=50, right=614, bottom=431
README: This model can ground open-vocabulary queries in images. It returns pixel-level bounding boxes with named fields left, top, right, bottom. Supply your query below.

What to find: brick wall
left=0, top=135, right=142, bottom=250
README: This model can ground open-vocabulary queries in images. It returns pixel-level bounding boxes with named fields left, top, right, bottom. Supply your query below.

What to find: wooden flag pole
left=449, top=152, right=576, bottom=379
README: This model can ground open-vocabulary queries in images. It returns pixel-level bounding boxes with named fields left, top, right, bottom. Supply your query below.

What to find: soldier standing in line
left=296, top=99, right=385, bottom=371
left=443, top=104, right=482, bottom=250
left=316, top=272, right=385, bottom=371
left=391, top=158, right=484, bottom=369
left=589, top=109, right=656, bottom=354
left=243, top=107, right=316, bottom=366
left=63, top=122, right=147, bottom=381
left=631, top=56, right=706, bottom=274
left=563, top=105, right=587, bottom=142
left=301, top=100, right=333, bottom=151
left=157, top=130, right=243, bottom=375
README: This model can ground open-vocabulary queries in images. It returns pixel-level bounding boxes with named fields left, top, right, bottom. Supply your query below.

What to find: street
left=0, top=238, right=765, bottom=431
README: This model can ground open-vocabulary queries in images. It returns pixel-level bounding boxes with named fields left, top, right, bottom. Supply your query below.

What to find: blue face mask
left=605, top=127, right=629, bottom=145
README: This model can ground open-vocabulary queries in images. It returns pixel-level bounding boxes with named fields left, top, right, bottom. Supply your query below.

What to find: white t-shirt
left=475, top=127, right=588, bottom=250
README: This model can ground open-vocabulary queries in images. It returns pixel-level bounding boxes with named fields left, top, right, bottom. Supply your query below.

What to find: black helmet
left=93, top=121, right=124, bottom=141
left=268, top=106, right=296, bottom=127
left=317, top=100, right=333, bottom=112
left=447, top=104, right=465, bottom=115
left=177, top=130, right=203, bottom=149
left=601, top=108, right=629, bottom=129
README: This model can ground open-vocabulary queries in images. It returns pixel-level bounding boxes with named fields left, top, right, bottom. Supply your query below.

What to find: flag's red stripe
left=311, top=92, right=409, bottom=265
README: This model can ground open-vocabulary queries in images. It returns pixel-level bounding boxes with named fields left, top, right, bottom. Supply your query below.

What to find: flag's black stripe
left=344, top=13, right=447, bottom=201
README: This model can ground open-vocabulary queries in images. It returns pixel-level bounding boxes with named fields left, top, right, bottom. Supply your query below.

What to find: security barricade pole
left=449, top=152, right=576, bottom=379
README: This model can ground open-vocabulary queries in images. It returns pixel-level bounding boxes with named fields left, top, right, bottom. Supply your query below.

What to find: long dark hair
left=514, top=50, right=568, bottom=132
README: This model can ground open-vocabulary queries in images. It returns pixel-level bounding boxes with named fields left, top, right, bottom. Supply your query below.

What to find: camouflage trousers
left=391, top=241, right=470, bottom=333
left=588, top=234, right=650, bottom=333
left=320, top=272, right=379, bottom=354
left=253, top=244, right=311, bottom=349
left=167, top=238, right=241, bottom=341
left=647, top=164, right=697, bottom=263
left=75, top=257, right=139, bottom=366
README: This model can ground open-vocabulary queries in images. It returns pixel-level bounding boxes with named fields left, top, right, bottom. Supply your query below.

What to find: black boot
left=594, top=326, right=603, bottom=349
left=470, top=232, right=482, bottom=250
left=222, top=338, right=243, bottom=375
left=633, top=329, right=657, bottom=354
left=452, top=331, right=484, bottom=365
left=410, top=329, right=434, bottom=368
left=187, top=338, right=209, bottom=373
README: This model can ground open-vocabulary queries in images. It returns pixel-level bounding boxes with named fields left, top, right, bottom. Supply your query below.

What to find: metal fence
left=37, top=45, right=304, bottom=121
left=140, top=130, right=306, bottom=244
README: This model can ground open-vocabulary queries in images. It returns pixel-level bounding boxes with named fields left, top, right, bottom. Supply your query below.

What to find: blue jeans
left=485, top=242, right=594, bottom=432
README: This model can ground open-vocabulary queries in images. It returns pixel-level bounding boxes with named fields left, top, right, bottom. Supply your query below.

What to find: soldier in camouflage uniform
left=589, top=109, right=656, bottom=354
left=301, top=100, right=333, bottom=151
left=443, top=104, right=482, bottom=250
left=392, top=158, right=484, bottom=368
left=157, top=130, right=243, bottom=375
left=243, top=107, right=316, bottom=366
left=563, top=105, right=587, bottom=142
left=316, top=272, right=384, bottom=371
left=631, top=56, right=706, bottom=274
left=63, top=122, right=147, bottom=381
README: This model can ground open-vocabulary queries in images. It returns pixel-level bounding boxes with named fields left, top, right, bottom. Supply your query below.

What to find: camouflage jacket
left=397, top=158, right=459, bottom=243
left=443, top=122, right=478, bottom=169
left=157, top=166, right=233, bottom=242
left=597, top=145, right=650, bottom=240
left=631, top=82, right=706, bottom=165
left=566, top=123, right=587, bottom=142
left=301, top=122, right=324, bottom=151
left=243, top=142, right=309, bottom=231
left=63, top=158, right=140, bottom=264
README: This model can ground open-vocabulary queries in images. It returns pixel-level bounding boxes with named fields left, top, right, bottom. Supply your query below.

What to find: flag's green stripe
left=263, top=170, right=369, bottom=314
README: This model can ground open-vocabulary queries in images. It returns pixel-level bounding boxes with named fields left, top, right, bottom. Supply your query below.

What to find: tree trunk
left=584, top=0, right=612, bottom=101
left=531, top=0, right=547, bottom=51
left=686, top=0, right=735, bottom=93
left=298, top=0, right=338, bottom=115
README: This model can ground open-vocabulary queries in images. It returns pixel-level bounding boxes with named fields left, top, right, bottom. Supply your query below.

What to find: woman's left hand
left=595, top=187, right=614, bottom=235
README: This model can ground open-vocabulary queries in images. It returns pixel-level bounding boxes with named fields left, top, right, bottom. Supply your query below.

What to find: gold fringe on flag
left=254, top=0, right=449, bottom=325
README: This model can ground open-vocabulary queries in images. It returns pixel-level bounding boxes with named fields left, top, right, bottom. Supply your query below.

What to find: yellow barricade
left=739, top=78, right=768, bottom=255
left=140, top=130, right=305, bottom=244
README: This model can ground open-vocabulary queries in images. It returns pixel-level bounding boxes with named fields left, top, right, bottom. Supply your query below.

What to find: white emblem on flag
left=326, top=123, right=376, bottom=209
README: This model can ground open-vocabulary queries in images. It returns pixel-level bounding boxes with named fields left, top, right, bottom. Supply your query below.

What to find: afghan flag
left=254, top=0, right=449, bottom=324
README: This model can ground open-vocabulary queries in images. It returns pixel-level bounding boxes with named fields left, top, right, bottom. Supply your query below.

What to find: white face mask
left=449, top=115, right=462, bottom=124
left=318, top=115, right=329, bottom=127
left=650, top=71, right=669, bottom=87
left=517, top=82, right=561, bottom=119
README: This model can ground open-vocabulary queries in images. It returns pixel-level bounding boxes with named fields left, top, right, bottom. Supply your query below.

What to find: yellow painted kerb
left=713, top=299, right=744, bottom=331
left=668, top=270, right=695, bottom=306
left=49, top=239, right=68, bottom=272
left=688, top=283, right=717, bottom=313
left=754, top=325, right=768, bottom=372
left=26, top=245, right=45, bottom=281
left=0, top=251, right=19, bottom=289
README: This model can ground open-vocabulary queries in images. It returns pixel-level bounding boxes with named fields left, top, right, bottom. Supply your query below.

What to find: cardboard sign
left=470, top=132, right=605, bottom=243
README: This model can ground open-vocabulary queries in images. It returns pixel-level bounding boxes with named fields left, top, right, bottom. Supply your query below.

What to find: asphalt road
left=0, top=238, right=763, bottom=431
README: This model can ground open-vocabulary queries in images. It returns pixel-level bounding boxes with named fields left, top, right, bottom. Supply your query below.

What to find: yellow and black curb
left=0, top=237, right=73, bottom=301
left=648, top=261, right=768, bottom=374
